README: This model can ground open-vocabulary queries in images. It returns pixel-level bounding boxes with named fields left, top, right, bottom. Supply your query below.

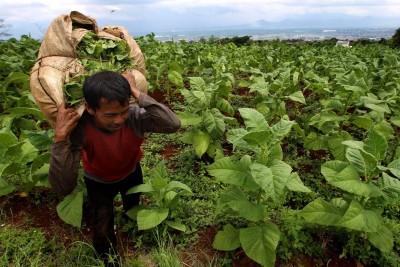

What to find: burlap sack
left=30, top=11, right=147, bottom=127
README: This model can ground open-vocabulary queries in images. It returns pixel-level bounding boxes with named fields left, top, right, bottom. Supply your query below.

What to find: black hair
left=83, top=70, right=130, bottom=110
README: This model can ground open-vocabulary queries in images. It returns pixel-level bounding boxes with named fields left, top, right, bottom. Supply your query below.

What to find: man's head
left=83, top=71, right=131, bottom=132
left=83, top=71, right=130, bottom=110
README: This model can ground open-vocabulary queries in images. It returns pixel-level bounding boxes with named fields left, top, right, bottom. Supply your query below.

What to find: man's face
left=86, top=98, right=130, bottom=132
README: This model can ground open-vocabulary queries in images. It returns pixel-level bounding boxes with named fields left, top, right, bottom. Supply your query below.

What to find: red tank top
left=82, top=121, right=144, bottom=182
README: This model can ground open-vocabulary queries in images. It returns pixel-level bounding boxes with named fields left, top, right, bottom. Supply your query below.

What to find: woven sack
left=30, top=11, right=147, bottom=127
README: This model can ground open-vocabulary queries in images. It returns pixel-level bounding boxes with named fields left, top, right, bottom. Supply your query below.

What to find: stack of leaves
left=64, top=31, right=135, bottom=106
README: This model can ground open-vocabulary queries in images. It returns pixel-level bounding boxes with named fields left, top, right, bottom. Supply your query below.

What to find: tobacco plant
left=300, top=126, right=400, bottom=256
left=207, top=108, right=311, bottom=267
left=177, top=76, right=236, bottom=159
left=126, top=161, right=192, bottom=232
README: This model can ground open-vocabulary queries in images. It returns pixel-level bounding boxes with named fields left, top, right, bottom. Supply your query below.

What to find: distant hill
left=243, top=14, right=400, bottom=29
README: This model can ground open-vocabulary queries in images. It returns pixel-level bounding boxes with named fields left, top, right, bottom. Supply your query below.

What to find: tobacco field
left=1, top=33, right=400, bottom=266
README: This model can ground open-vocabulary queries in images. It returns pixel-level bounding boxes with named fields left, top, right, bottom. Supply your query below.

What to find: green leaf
left=338, top=199, right=383, bottom=232
left=364, top=130, right=387, bottom=161
left=242, top=130, right=270, bottom=147
left=213, top=224, right=241, bottom=251
left=300, top=198, right=343, bottom=226
left=193, top=130, right=211, bottom=157
left=286, top=173, right=312, bottom=193
left=388, top=159, right=400, bottom=178
left=208, top=157, right=258, bottom=191
left=304, top=132, right=328, bottom=150
left=287, top=91, right=306, bottom=104
left=239, top=108, right=269, bottom=132
left=0, top=132, right=18, bottom=150
left=366, top=225, right=394, bottom=252
left=127, top=183, right=155, bottom=194
left=327, top=132, right=353, bottom=161
left=352, top=116, right=374, bottom=130
left=250, top=163, right=273, bottom=192
left=165, top=219, right=186, bottom=232
left=216, top=98, right=234, bottom=116
left=56, top=191, right=83, bottom=228
left=166, top=181, right=192, bottom=194
left=345, top=147, right=377, bottom=177
left=227, top=128, right=249, bottom=150
left=176, top=111, right=202, bottom=126
left=321, top=161, right=381, bottom=197
left=203, top=108, right=225, bottom=137
left=220, top=186, right=266, bottom=222
left=268, top=161, right=292, bottom=203
left=239, top=222, right=281, bottom=267
left=0, top=178, right=16, bottom=196
left=168, top=70, right=183, bottom=87
left=249, top=81, right=269, bottom=96
left=137, top=208, right=169, bottom=230
left=270, top=118, right=294, bottom=141
left=6, top=107, right=45, bottom=120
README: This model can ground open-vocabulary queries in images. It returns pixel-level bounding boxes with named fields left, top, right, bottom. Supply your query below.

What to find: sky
left=1, top=0, right=400, bottom=39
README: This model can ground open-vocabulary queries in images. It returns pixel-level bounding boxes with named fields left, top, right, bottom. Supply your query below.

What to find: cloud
left=1, top=0, right=399, bottom=38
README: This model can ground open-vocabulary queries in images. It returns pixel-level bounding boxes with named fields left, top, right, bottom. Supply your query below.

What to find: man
left=48, top=70, right=181, bottom=264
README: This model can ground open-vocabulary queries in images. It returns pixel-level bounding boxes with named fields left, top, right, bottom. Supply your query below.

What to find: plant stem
left=349, top=231, right=356, bottom=258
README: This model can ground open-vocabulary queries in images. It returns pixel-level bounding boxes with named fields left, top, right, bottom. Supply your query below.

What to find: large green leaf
left=338, top=199, right=383, bottom=232
left=219, top=186, right=266, bottom=221
left=300, top=197, right=343, bottom=226
left=56, top=191, right=83, bottom=228
left=193, top=130, right=211, bottom=157
left=213, top=224, right=241, bottom=251
left=168, top=70, right=183, bottom=87
left=286, top=173, right=312, bottom=193
left=378, top=173, right=400, bottom=202
left=0, top=178, right=16, bottom=196
left=242, top=130, right=270, bottom=147
left=239, top=108, right=269, bottom=132
left=270, top=118, right=294, bottom=141
left=327, top=132, right=353, bottom=161
left=304, top=132, right=328, bottom=150
left=203, top=108, right=225, bottom=137
left=208, top=157, right=258, bottom=191
left=269, top=161, right=292, bottom=203
left=366, top=225, right=394, bottom=252
left=6, top=107, right=45, bottom=120
left=287, top=91, right=306, bottom=104
left=166, top=181, right=193, bottom=194
left=363, top=130, right=387, bottom=161
left=249, top=81, right=269, bottom=97
left=127, top=183, right=155, bottom=194
left=239, top=222, right=281, bottom=267
left=388, top=159, right=400, bottom=178
left=227, top=128, right=249, bottom=150
left=137, top=208, right=169, bottom=230
left=250, top=163, right=273, bottom=192
left=216, top=98, right=235, bottom=116
left=165, top=219, right=186, bottom=232
left=321, top=161, right=381, bottom=197
left=176, top=111, right=201, bottom=126
left=0, top=132, right=18, bottom=150
left=345, top=147, right=377, bottom=177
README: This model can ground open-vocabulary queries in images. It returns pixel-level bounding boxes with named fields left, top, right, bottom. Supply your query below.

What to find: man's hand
left=54, top=102, right=81, bottom=142
left=122, top=70, right=141, bottom=99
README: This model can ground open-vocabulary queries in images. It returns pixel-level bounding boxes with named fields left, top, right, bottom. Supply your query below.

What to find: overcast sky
left=1, top=0, right=400, bottom=38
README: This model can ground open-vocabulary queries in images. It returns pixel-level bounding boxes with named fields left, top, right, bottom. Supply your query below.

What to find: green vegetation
left=65, top=32, right=135, bottom=106
left=1, top=32, right=400, bottom=266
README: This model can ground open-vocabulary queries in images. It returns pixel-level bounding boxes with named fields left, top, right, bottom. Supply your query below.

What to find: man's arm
left=48, top=103, right=83, bottom=195
left=123, top=70, right=181, bottom=136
